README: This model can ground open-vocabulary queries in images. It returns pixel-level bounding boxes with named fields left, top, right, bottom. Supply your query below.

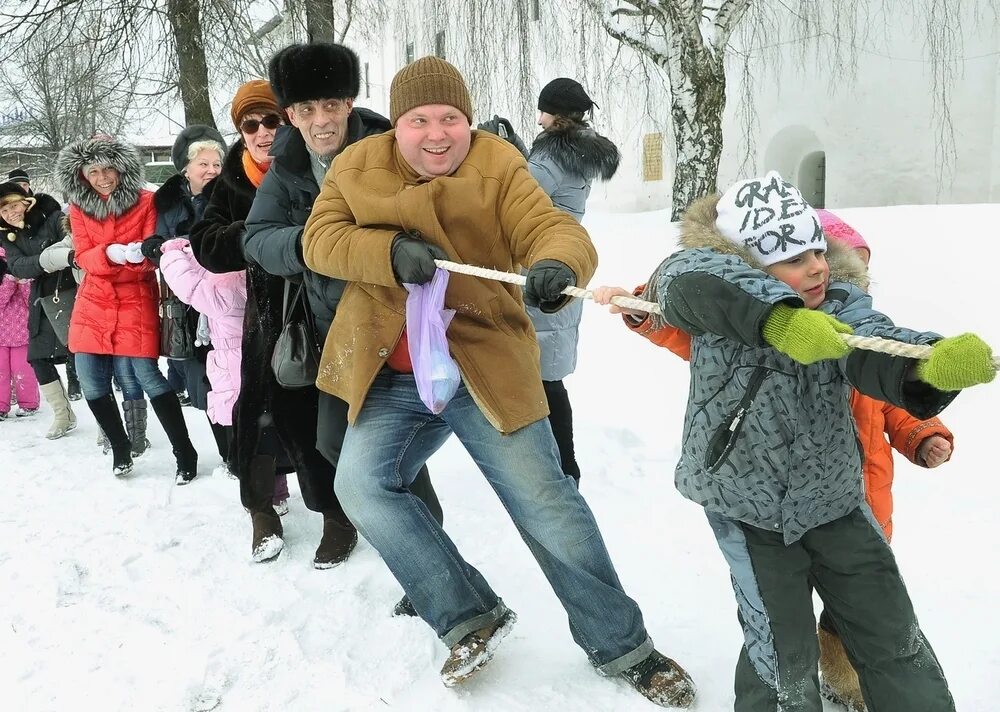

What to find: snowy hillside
left=2, top=205, right=997, bottom=711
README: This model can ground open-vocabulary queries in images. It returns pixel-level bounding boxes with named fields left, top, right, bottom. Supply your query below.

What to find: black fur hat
left=268, top=43, right=361, bottom=107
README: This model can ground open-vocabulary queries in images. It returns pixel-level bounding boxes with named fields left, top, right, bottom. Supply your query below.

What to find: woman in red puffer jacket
left=57, top=136, right=198, bottom=482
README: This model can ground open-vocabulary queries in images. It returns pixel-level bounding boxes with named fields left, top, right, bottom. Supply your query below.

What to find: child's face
left=767, top=249, right=830, bottom=309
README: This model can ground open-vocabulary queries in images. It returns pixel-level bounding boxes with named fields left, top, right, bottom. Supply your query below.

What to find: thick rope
left=434, top=259, right=1000, bottom=369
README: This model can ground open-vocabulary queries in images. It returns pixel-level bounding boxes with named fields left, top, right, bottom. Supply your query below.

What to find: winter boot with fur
left=246, top=455, right=284, bottom=562
left=39, top=380, right=77, bottom=439
left=150, top=392, right=198, bottom=485
left=313, top=509, right=358, bottom=569
left=86, top=394, right=133, bottom=476
left=819, top=627, right=867, bottom=712
left=122, top=398, right=151, bottom=457
left=620, top=649, right=697, bottom=708
left=440, top=608, right=518, bottom=687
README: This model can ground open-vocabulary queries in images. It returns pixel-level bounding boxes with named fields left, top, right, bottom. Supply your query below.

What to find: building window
left=642, top=133, right=663, bottom=182
left=364, top=61, right=371, bottom=98
left=531, top=0, right=540, bottom=21
left=435, top=30, right=446, bottom=59
left=405, top=41, right=415, bottom=65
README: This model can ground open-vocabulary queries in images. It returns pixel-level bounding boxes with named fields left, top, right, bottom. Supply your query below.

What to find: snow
left=2, top=204, right=998, bottom=711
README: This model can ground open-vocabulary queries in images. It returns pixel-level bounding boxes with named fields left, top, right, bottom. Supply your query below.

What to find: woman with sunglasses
left=186, top=80, right=317, bottom=562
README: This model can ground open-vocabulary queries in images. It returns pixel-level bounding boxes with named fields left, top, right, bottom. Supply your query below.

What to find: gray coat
left=645, top=195, right=957, bottom=543
left=243, top=107, right=390, bottom=339
left=526, top=120, right=619, bottom=381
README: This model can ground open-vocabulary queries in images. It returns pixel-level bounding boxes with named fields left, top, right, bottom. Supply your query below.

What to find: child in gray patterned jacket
left=594, top=171, right=995, bottom=712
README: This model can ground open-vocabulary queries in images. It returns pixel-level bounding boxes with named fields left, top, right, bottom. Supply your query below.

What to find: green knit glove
left=762, top=303, right=853, bottom=365
left=916, top=333, right=996, bottom=391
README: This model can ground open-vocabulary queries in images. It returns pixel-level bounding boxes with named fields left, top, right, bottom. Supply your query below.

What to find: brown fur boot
left=819, top=627, right=867, bottom=712
left=313, top=510, right=358, bottom=569
left=251, top=509, right=284, bottom=563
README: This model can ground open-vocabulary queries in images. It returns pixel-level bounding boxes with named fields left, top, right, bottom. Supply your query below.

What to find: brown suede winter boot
left=313, top=510, right=358, bottom=569
left=440, top=608, right=518, bottom=687
left=819, top=627, right=867, bottom=712
left=251, top=509, right=284, bottom=563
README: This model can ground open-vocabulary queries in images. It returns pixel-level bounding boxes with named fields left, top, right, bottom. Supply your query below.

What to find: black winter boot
left=150, top=392, right=198, bottom=485
left=86, top=395, right=133, bottom=477
left=313, top=509, right=358, bottom=569
left=246, top=455, right=283, bottom=562
left=65, top=358, right=82, bottom=401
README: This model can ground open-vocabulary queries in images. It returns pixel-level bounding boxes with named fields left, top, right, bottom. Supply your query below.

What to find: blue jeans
left=335, top=372, right=652, bottom=675
left=76, top=353, right=172, bottom=401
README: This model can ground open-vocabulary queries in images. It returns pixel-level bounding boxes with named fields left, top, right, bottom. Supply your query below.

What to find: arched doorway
left=798, top=151, right=826, bottom=208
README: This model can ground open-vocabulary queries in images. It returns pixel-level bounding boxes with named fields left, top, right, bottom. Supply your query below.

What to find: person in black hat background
left=139, top=125, right=228, bottom=462
left=527, top=77, right=620, bottom=488
left=243, top=42, right=442, bottom=576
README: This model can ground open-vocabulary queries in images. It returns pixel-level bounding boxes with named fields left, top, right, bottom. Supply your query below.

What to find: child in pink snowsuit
left=0, top=245, right=40, bottom=418
left=158, top=238, right=289, bottom=507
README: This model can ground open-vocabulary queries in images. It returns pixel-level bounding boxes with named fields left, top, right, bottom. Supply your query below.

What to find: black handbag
left=271, top=279, right=321, bottom=389
left=37, top=270, right=77, bottom=347
left=159, top=275, right=195, bottom=359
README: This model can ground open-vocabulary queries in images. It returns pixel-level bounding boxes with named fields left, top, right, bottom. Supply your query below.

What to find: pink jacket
left=159, top=238, right=247, bottom=426
left=0, top=247, right=31, bottom=348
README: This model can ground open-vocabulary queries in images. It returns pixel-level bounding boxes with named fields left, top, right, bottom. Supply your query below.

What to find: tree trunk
left=666, top=51, right=726, bottom=220
left=305, top=0, right=337, bottom=42
left=167, top=0, right=216, bottom=128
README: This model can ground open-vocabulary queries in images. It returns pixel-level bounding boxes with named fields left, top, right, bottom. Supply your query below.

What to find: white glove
left=105, top=243, right=128, bottom=265
left=125, top=242, right=145, bottom=264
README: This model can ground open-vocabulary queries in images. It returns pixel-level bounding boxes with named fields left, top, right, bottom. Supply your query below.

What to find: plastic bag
left=405, top=269, right=461, bottom=414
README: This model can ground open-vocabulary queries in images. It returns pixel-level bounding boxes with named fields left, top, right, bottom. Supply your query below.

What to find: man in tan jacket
left=303, top=56, right=694, bottom=708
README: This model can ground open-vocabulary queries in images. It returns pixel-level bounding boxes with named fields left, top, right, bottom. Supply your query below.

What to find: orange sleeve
left=882, top=401, right=954, bottom=467
left=622, top=283, right=692, bottom=361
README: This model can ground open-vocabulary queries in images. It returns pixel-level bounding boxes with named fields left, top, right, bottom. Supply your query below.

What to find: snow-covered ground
left=2, top=205, right=997, bottom=711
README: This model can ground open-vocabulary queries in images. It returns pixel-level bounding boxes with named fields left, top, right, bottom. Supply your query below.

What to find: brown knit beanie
left=230, top=79, right=281, bottom=128
left=389, top=56, right=473, bottom=126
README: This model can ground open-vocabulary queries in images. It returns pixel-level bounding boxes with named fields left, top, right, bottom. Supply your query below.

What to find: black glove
left=0, top=257, right=7, bottom=280
left=390, top=232, right=448, bottom=285
left=67, top=250, right=76, bottom=268
left=477, top=114, right=528, bottom=158
left=524, top=259, right=576, bottom=310
left=140, top=235, right=167, bottom=262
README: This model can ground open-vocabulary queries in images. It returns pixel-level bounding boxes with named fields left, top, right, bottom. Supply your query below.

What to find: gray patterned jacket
left=644, top=196, right=957, bottom=543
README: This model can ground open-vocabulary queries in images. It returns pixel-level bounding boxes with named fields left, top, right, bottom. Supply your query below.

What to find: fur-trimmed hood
left=56, top=137, right=145, bottom=220
left=678, top=194, right=868, bottom=288
left=528, top=118, right=620, bottom=182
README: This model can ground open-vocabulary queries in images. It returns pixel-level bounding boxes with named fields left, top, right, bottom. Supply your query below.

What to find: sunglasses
left=239, top=114, right=283, bottom=134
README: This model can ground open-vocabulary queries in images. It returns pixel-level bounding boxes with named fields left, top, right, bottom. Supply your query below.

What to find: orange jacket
left=623, top=301, right=953, bottom=540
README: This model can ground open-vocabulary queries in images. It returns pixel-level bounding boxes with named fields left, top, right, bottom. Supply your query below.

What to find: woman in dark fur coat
left=527, top=77, right=621, bottom=486
left=142, top=125, right=229, bottom=464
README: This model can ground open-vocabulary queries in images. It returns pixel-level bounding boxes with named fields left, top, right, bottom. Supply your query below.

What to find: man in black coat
left=243, top=43, right=443, bottom=593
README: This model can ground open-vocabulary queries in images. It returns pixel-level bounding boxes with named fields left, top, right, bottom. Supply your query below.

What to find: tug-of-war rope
left=434, top=259, right=1000, bottom=370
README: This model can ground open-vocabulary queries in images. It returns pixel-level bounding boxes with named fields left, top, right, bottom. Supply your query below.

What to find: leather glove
left=125, top=242, right=145, bottom=264
left=762, top=303, right=853, bottom=364
left=916, top=333, right=996, bottom=391
left=523, top=259, right=576, bottom=309
left=477, top=115, right=528, bottom=158
left=140, top=235, right=167, bottom=261
left=390, top=233, right=448, bottom=285
left=105, top=243, right=128, bottom=265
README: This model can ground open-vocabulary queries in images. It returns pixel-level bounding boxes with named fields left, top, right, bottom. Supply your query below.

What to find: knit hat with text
left=714, top=171, right=825, bottom=267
